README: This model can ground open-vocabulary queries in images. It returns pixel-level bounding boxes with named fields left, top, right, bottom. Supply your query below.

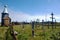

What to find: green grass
left=0, top=24, right=60, bottom=40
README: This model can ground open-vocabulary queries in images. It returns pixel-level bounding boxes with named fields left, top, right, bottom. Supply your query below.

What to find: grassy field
left=0, top=24, right=60, bottom=40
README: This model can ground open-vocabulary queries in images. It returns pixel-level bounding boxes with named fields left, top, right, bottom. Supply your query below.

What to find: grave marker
left=55, top=19, right=56, bottom=28
left=9, top=24, right=17, bottom=40
left=48, top=21, right=49, bottom=29
left=50, top=13, right=55, bottom=29
left=32, top=21, right=34, bottom=37
left=22, top=22, right=24, bottom=29
left=42, top=20, right=44, bottom=29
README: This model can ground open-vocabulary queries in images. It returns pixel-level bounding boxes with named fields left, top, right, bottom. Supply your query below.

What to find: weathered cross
left=32, top=21, right=34, bottom=37
left=50, top=13, right=55, bottom=29
left=42, top=20, right=44, bottom=29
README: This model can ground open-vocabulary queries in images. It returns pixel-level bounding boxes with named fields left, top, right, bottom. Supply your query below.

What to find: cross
left=32, top=21, right=34, bottom=37
left=42, top=19, right=44, bottom=29
left=50, top=12, right=55, bottom=29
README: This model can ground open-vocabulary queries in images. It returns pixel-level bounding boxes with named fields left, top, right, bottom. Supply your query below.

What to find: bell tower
left=1, top=5, right=11, bottom=26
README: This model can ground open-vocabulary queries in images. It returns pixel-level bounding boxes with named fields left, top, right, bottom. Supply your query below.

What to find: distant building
left=1, top=5, right=11, bottom=26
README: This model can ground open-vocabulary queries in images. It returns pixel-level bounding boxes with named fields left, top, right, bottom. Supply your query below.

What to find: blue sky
left=0, top=0, right=60, bottom=22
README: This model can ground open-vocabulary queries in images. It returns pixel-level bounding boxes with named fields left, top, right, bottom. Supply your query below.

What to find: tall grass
left=0, top=24, right=60, bottom=40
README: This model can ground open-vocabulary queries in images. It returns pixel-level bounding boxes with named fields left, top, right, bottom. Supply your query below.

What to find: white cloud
left=8, top=9, right=50, bottom=22
left=0, top=6, right=60, bottom=22
left=8, top=11, right=54, bottom=22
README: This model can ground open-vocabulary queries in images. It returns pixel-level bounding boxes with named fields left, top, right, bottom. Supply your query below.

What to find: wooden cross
left=32, top=21, right=34, bottom=37
left=50, top=13, right=55, bottom=29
